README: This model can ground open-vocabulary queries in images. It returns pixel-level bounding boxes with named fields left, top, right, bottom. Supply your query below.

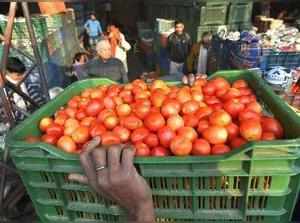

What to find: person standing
left=167, top=21, right=192, bottom=80
left=84, top=13, right=103, bottom=47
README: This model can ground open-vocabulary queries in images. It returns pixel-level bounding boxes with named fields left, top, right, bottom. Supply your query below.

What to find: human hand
left=182, top=73, right=207, bottom=86
left=69, top=137, right=155, bottom=223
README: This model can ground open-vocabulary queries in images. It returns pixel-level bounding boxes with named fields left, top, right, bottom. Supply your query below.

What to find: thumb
left=68, top=173, right=88, bottom=184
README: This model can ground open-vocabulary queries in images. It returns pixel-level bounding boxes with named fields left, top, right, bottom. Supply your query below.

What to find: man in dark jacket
left=167, top=21, right=192, bottom=80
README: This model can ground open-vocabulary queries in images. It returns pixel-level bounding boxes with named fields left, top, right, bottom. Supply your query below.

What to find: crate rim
left=6, top=71, right=300, bottom=164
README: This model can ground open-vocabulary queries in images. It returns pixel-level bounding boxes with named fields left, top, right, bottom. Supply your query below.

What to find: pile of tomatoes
left=32, top=77, right=284, bottom=156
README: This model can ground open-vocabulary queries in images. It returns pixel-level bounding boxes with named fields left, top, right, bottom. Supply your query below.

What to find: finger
left=82, top=136, right=101, bottom=152
left=92, top=148, right=107, bottom=169
left=107, top=145, right=123, bottom=173
left=68, top=173, right=88, bottom=184
left=121, top=145, right=135, bottom=171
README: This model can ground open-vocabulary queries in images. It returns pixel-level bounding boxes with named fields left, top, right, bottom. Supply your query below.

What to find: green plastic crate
left=200, top=4, right=229, bottom=26
left=227, top=3, right=253, bottom=24
left=6, top=70, right=300, bottom=223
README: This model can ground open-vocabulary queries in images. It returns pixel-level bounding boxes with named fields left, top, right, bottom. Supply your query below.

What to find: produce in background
left=26, top=78, right=284, bottom=156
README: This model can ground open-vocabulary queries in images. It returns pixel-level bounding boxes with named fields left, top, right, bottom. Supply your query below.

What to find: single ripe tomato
left=177, top=127, right=198, bottom=142
left=211, top=144, right=231, bottom=155
left=71, top=126, right=90, bottom=144
left=195, top=107, right=213, bottom=120
left=261, top=116, right=283, bottom=139
left=103, top=115, right=119, bottom=129
left=226, top=123, right=239, bottom=140
left=176, top=87, right=192, bottom=104
left=103, top=97, right=116, bottom=109
left=98, top=109, right=116, bottom=122
left=230, top=137, right=247, bottom=149
left=65, top=107, right=77, bottom=118
left=144, top=133, right=159, bottom=148
left=57, top=136, right=77, bottom=153
left=39, top=117, right=54, bottom=132
left=167, top=115, right=184, bottom=131
left=113, top=96, right=123, bottom=106
left=90, top=123, right=106, bottom=137
left=113, top=126, right=131, bottom=143
left=197, top=119, right=209, bottom=134
left=232, top=80, right=248, bottom=89
left=81, top=117, right=96, bottom=128
left=121, top=115, right=143, bottom=130
left=78, top=98, right=90, bottom=110
left=119, top=90, right=133, bottom=103
left=245, top=101, right=262, bottom=114
left=41, top=134, right=58, bottom=145
left=239, top=88, right=252, bottom=96
left=151, top=146, right=170, bottom=156
left=210, top=103, right=223, bottom=111
left=182, top=100, right=200, bottom=115
left=239, top=95, right=252, bottom=104
left=107, top=84, right=121, bottom=97
left=54, top=114, right=69, bottom=126
left=221, top=88, right=241, bottom=101
left=67, top=98, right=79, bottom=109
left=191, top=90, right=203, bottom=102
left=86, top=99, right=104, bottom=117
left=204, top=96, right=221, bottom=105
left=170, top=135, right=193, bottom=156
left=144, top=113, right=165, bottom=132
left=135, top=90, right=151, bottom=100
left=116, top=104, right=131, bottom=116
left=203, top=126, right=228, bottom=144
left=161, top=99, right=181, bottom=117
left=216, top=88, right=228, bottom=98
left=261, top=132, right=276, bottom=141
left=209, top=110, right=232, bottom=126
left=64, top=118, right=80, bottom=136
left=238, top=110, right=261, bottom=123
left=202, top=82, right=216, bottom=96
left=75, top=109, right=87, bottom=121
left=81, top=88, right=92, bottom=98
left=151, top=79, right=168, bottom=91
left=46, top=123, right=64, bottom=138
left=131, top=127, right=150, bottom=143
left=25, top=135, right=40, bottom=143
left=211, top=77, right=230, bottom=91
left=135, top=142, right=151, bottom=157
left=132, top=102, right=151, bottom=119
left=223, top=98, right=245, bottom=118
left=183, top=115, right=199, bottom=128
left=90, top=88, right=104, bottom=99
left=101, top=132, right=121, bottom=145
left=192, top=139, right=211, bottom=156
left=158, top=126, right=176, bottom=148
left=240, top=119, right=262, bottom=141
left=151, top=89, right=167, bottom=107
left=194, top=78, right=207, bottom=87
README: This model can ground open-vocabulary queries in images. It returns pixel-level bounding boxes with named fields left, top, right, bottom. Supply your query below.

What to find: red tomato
left=230, top=137, right=247, bottom=149
left=151, top=90, right=167, bottom=108
left=202, top=82, right=216, bottom=96
left=46, top=123, right=64, bottom=138
left=211, top=77, right=230, bottom=91
left=81, top=117, right=96, bottom=128
left=216, top=88, right=228, bottom=98
left=90, top=88, right=105, bottom=99
left=203, top=126, right=228, bottom=144
left=226, top=123, right=239, bottom=140
left=135, top=142, right=151, bottom=156
left=103, top=115, right=119, bottom=129
left=132, top=103, right=151, bottom=119
left=170, top=135, right=193, bottom=156
left=245, top=101, right=262, bottom=114
left=262, top=132, right=276, bottom=141
left=239, top=87, right=252, bottom=96
left=67, top=98, right=78, bottom=109
left=161, top=99, right=181, bottom=117
left=177, top=127, right=198, bottom=142
left=197, top=119, right=209, bottom=134
left=194, top=78, right=207, bottom=87
left=107, top=84, right=121, bottom=97
left=132, top=79, right=147, bottom=90
left=151, top=147, right=170, bottom=156
left=240, top=119, right=262, bottom=141
left=65, top=107, right=77, bottom=118
left=98, top=109, right=116, bottom=122
left=222, top=88, right=241, bottom=101
left=39, top=117, right=54, bottom=132
left=223, top=98, right=245, bottom=118
left=210, top=103, right=223, bottom=111
left=144, top=133, right=159, bottom=148
left=183, top=114, right=199, bottom=128
left=101, top=132, right=121, bottom=145
left=116, top=104, right=131, bottom=117
left=144, top=113, right=165, bottom=132
left=119, top=90, right=133, bottom=103
left=232, top=80, right=248, bottom=89
left=261, top=117, right=284, bottom=139
left=57, top=136, right=77, bottom=153
left=64, top=118, right=80, bottom=136
left=90, top=123, right=106, bottom=137
left=176, top=88, right=192, bottom=104
left=86, top=99, right=103, bottom=117
left=192, top=139, right=211, bottom=156
left=25, top=135, right=40, bottom=143
left=239, top=110, right=261, bottom=123
left=167, top=115, right=185, bottom=131
left=81, top=88, right=92, bottom=98
left=191, top=90, right=203, bottom=102
left=239, top=95, right=252, bottom=104
left=196, top=107, right=213, bottom=120
left=121, top=115, right=143, bottom=130
left=78, top=98, right=90, bottom=110
left=54, top=114, right=68, bottom=126
left=113, top=126, right=131, bottom=143
left=158, top=126, right=176, bottom=148
left=41, top=134, right=58, bottom=145
left=204, top=96, right=221, bottom=105
left=103, top=97, right=116, bottom=109
left=113, top=96, right=123, bottom=106
left=209, top=110, right=232, bottom=126
left=71, top=126, right=90, bottom=144
left=182, top=100, right=200, bottom=115
left=131, top=127, right=150, bottom=143
left=75, top=109, right=87, bottom=121
left=211, top=144, right=231, bottom=155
